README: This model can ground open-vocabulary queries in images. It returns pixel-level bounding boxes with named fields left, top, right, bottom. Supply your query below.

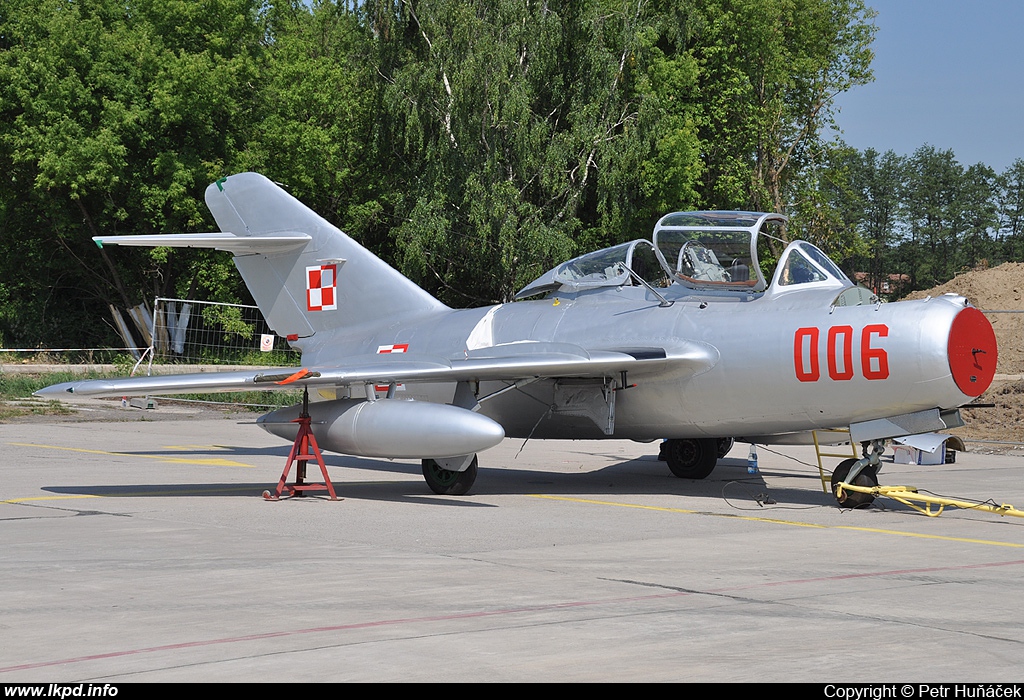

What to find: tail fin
left=96, top=173, right=448, bottom=343
left=205, top=173, right=447, bottom=340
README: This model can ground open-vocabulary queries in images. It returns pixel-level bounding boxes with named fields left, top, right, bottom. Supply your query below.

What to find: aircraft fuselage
left=300, top=284, right=991, bottom=443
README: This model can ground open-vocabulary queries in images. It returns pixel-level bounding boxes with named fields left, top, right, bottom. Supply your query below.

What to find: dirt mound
left=904, top=262, right=1024, bottom=308
left=950, top=378, right=1024, bottom=450
left=904, top=262, right=1024, bottom=375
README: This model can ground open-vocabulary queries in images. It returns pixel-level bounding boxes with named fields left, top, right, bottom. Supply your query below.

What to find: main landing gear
left=661, top=438, right=723, bottom=479
left=422, top=455, right=479, bottom=495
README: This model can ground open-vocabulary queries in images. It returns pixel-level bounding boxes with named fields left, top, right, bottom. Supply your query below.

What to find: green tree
left=997, top=159, right=1024, bottom=260
left=0, top=0, right=266, bottom=345
left=956, top=162, right=998, bottom=271
left=625, top=0, right=704, bottom=228
left=785, top=143, right=866, bottom=269
left=241, top=1, right=373, bottom=229
left=832, top=147, right=905, bottom=295
left=689, top=0, right=876, bottom=214
left=361, top=0, right=690, bottom=304
left=901, top=146, right=966, bottom=288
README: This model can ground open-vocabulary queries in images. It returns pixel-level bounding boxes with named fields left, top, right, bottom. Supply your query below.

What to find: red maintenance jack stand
left=263, top=387, right=339, bottom=501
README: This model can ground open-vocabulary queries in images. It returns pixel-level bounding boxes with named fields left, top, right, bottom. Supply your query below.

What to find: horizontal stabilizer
left=93, top=232, right=312, bottom=254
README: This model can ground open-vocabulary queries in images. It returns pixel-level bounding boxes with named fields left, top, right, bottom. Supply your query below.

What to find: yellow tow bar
left=836, top=482, right=1024, bottom=518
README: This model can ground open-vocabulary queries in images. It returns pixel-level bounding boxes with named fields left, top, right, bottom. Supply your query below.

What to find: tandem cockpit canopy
left=514, top=210, right=853, bottom=300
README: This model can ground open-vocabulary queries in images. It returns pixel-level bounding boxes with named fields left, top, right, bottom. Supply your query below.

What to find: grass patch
left=0, top=405, right=29, bottom=420
left=0, top=397, right=77, bottom=421
left=163, top=390, right=302, bottom=410
left=0, top=371, right=111, bottom=401
left=0, top=370, right=91, bottom=420
left=35, top=399, right=75, bottom=416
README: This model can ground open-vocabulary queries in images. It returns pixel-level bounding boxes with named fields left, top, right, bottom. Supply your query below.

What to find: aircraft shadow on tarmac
left=39, top=454, right=841, bottom=509
left=467, top=456, right=841, bottom=508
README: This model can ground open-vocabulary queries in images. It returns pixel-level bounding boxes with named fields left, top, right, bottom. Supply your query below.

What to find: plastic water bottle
left=747, top=444, right=759, bottom=475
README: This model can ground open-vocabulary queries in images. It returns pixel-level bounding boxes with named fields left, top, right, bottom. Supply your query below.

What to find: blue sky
left=830, top=0, right=1024, bottom=173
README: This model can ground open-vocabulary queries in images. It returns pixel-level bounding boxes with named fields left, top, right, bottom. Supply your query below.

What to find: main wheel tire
left=831, top=458, right=878, bottom=508
left=716, top=437, right=735, bottom=459
left=422, top=456, right=478, bottom=495
left=664, top=438, right=718, bottom=479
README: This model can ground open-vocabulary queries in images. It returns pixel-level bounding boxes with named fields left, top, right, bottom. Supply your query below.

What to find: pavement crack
left=602, top=577, right=1024, bottom=646
left=600, top=577, right=751, bottom=602
left=6, top=501, right=131, bottom=518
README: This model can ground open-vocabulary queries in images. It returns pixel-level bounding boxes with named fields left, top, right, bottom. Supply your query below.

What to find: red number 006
left=794, top=324, right=889, bottom=382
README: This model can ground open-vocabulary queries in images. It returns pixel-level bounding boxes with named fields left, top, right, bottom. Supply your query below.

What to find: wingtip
left=34, top=380, right=117, bottom=400
left=33, top=383, right=73, bottom=399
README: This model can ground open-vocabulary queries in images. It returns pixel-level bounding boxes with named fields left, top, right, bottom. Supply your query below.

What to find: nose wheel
left=831, top=458, right=879, bottom=508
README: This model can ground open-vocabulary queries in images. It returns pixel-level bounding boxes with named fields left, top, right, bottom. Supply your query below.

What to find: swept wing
left=35, top=341, right=717, bottom=400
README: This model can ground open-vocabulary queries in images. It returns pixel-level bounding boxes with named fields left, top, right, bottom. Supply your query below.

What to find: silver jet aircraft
left=38, top=173, right=998, bottom=506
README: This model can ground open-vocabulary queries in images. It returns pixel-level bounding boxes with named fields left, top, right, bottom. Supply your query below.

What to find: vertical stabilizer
left=205, top=173, right=447, bottom=340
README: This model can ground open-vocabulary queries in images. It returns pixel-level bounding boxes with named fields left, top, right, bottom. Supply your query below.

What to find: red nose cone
left=948, top=307, right=997, bottom=397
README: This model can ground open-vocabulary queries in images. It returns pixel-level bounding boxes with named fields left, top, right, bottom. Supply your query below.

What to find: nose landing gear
left=831, top=440, right=885, bottom=508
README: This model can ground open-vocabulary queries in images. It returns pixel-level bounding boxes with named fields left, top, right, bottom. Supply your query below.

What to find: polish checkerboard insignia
left=306, top=264, right=337, bottom=311
left=376, top=344, right=409, bottom=354
left=375, top=344, right=409, bottom=391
